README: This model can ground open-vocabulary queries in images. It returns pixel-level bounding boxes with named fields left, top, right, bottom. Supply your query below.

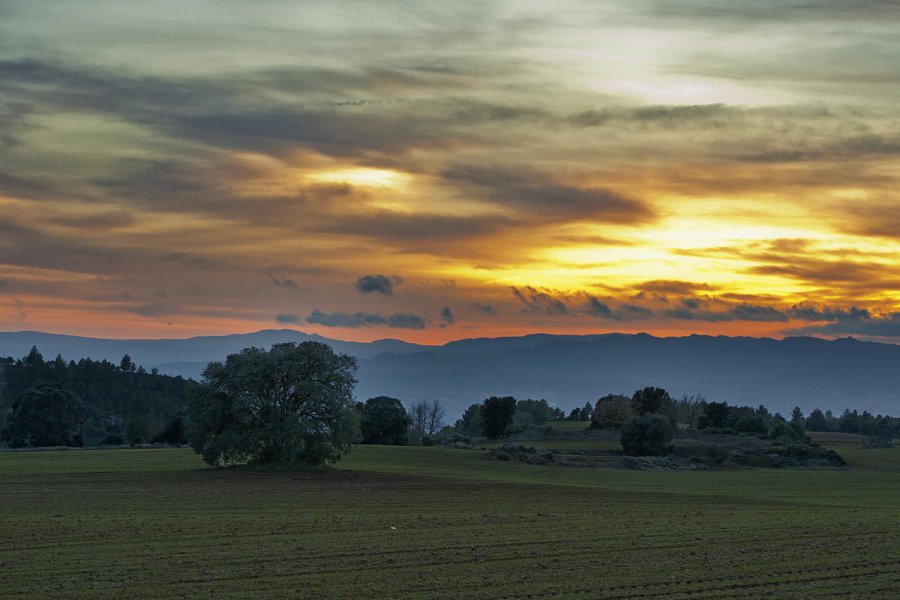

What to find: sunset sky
left=1, top=1, right=899, bottom=343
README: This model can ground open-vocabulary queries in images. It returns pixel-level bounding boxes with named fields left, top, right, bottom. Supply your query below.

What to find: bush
left=620, top=414, right=673, bottom=456
left=591, top=394, right=633, bottom=429
left=1, top=383, right=86, bottom=448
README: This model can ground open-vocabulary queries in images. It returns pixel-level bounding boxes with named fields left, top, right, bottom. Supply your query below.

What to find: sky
left=1, top=0, right=899, bottom=344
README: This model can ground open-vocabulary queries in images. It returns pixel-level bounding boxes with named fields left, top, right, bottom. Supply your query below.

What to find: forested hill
left=0, top=347, right=195, bottom=446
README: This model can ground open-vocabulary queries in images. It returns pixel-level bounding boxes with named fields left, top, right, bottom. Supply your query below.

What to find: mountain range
left=1, top=329, right=897, bottom=419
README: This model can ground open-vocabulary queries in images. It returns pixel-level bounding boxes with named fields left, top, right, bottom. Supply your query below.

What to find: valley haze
left=1, top=329, right=896, bottom=419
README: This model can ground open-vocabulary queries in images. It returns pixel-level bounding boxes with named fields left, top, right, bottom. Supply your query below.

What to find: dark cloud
left=788, top=305, right=871, bottom=322
left=568, top=104, right=734, bottom=128
left=268, top=272, right=298, bottom=288
left=355, top=274, right=396, bottom=295
left=585, top=296, right=613, bottom=318
left=275, top=313, right=301, bottom=324
left=0, top=279, right=8, bottom=289
left=512, top=286, right=570, bottom=315
left=386, top=313, right=427, bottom=329
left=617, top=304, right=655, bottom=320
left=664, top=300, right=877, bottom=324
left=442, top=164, right=654, bottom=224
left=162, top=252, right=219, bottom=270
left=0, top=170, right=54, bottom=200
left=836, top=201, right=900, bottom=240
left=786, top=313, right=900, bottom=340
left=748, top=260, right=881, bottom=284
left=46, top=210, right=135, bottom=230
left=306, top=309, right=426, bottom=329
left=643, top=1, right=900, bottom=24
left=319, top=211, right=513, bottom=242
left=440, top=306, right=455, bottom=324
left=473, top=302, right=497, bottom=316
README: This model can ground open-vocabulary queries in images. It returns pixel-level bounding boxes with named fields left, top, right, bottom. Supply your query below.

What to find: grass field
left=1, top=441, right=899, bottom=599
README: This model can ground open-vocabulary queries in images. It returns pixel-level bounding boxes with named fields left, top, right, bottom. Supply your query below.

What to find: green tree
left=481, top=396, right=517, bottom=439
left=591, top=394, right=634, bottom=429
left=187, top=342, right=358, bottom=466
left=514, top=399, right=556, bottom=428
left=153, top=415, right=187, bottom=445
left=1, top=383, right=86, bottom=447
left=631, top=387, right=672, bottom=416
left=119, top=354, right=136, bottom=373
left=698, top=401, right=730, bottom=429
left=620, top=414, right=673, bottom=456
left=454, top=403, right=482, bottom=437
left=361, top=396, right=411, bottom=445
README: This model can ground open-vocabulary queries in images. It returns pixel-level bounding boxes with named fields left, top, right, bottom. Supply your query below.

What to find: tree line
left=2, top=342, right=898, bottom=464
left=0, top=346, right=195, bottom=447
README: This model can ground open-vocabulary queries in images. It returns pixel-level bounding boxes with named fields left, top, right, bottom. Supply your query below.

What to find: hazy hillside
left=0, top=330, right=431, bottom=371
left=356, top=334, right=900, bottom=418
left=1, top=330, right=898, bottom=419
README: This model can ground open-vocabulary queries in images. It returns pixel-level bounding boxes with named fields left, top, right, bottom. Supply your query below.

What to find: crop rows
left=1, top=447, right=898, bottom=598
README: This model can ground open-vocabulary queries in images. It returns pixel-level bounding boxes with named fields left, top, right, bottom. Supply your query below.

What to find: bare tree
left=676, top=394, right=706, bottom=429
left=425, top=399, right=446, bottom=435
left=409, top=400, right=428, bottom=444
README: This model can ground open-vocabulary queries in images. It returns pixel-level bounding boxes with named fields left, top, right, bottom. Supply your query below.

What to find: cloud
left=440, top=306, right=455, bottom=324
left=386, top=313, right=427, bottom=329
left=46, top=210, right=135, bottom=230
left=441, top=164, right=654, bottom=224
left=473, top=302, right=497, bottom=316
left=269, top=272, right=298, bottom=288
left=318, top=211, right=513, bottom=243
left=355, top=274, right=396, bottom=295
left=306, top=309, right=426, bottom=329
left=786, top=313, right=900, bottom=340
left=512, top=286, right=570, bottom=315
left=635, top=280, right=713, bottom=295
left=275, top=313, right=301, bottom=324
left=0, top=279, right=8, bottom=290
left=162, top=252, right=219, bottom=270
left=585, top=296, right=613, bottom=318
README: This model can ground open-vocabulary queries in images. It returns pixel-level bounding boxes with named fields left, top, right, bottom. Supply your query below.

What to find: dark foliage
left=620, top=414, right=673, bottom=456
left=591, top=394, right=634, bottom=429
left=802, top=408, right=900, bottom=436
left=631, top=387, right=672, bottom=416
left=481, top=396, right=517, bottom=439
left=361, top=396, right=411, bottom=445
left=0, top=346, right=195, bottom=446
left=1, top=382, right=86, bottom=447
left=187, top=342, right=358, bottom=466
left=513, top=399, right=563, bottom=429
left=152, top=415, right=188, bottom=445
left=698, top=401, right=730, bottom=429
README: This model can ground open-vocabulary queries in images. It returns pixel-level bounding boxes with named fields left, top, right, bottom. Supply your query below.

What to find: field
left=1, top=440, right=899, bottom=599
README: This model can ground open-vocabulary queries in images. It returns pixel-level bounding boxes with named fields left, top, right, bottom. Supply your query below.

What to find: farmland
left=1, top=440, right=899, bottom=599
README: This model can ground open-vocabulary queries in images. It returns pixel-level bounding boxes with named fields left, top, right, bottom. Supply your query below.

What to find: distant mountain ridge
left=1, top=329, right=897, bottom=419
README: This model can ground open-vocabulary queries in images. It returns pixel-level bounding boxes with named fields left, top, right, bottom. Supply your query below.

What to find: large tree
left=1, top=383, right=86, bottom=447
left=187, top=342, right=358, bottom=466
left=481, top=396, right=517, bottom=439
left=591, top=394, right=634, bottom=429
left=361, top=396, right=411, bottom=445
left=631, top=387, right=672, bottom=416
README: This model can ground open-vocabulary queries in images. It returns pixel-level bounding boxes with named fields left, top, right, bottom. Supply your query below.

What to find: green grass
left=1, top=443, right=899, bottom=599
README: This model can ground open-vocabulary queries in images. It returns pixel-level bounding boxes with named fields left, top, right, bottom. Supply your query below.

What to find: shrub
left=620, top=414, right=673, bottom=456
left=591, top=394, right=634, bottom=429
